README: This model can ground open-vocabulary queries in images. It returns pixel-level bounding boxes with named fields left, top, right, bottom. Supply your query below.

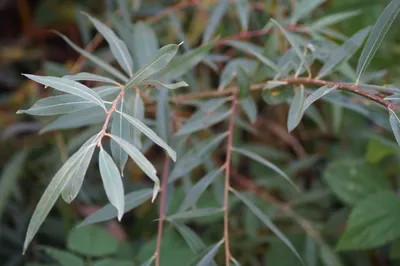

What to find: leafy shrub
left=3, top=0, right=400, bottom=265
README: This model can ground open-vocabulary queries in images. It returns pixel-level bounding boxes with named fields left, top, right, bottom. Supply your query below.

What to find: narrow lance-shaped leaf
left=291, top=0, right=324, bottom=23
left=310, top=10, right=362, bottom=30
left=303, top=85, right=337, bottom=112
left=232, top=147, right=298, bottom=190
left=271, top=19, right=308, bottom=75
left=231, top=188, right=304, bottom=265
left=17, top=95, right=97, bottom=116
left=125, top=43, right=181, bottom=89
left=317, top=26, right=371, bottom=79
left=235, top=0, right=249, bottom=31
left=241, top=96, right=258, bottom=123
left=117, top=111, right=176, bottom=161
left=0, top=150, right=28, bottom=221
left=356, top=0, right=400, bottom=84
left=99, top=149, right=125, bottom=221
left=132, top=22, right=159, bottom=68
left=126, top=91, right=144, bottom=149
left=196, top=240, right=224, bottom=266
left=287, top=86, right=305, bottom=132
left=175, top=110, right=231, bottom=136
left=78, top=188, right=152, bottom=227
left=161, top=40, right=216, bottom=80
left=173, top=223, right=206, bottom=254
left=23, top=143, right=95, bottom=254
left=111, top=100, right=130, bottom=172
left=23, top=75, right=105, bottom=108
left=226, top=41, right=280, bottom=72
left=156, top=87, right=169, bottom=144
left=85, top=14, right=133, bottom=77
left=203, top=0, right=229, bottom=42
left=54, top=31, right=128, bottom=82
left=62, top=135, right=98, bottom=203
left=166, top=208, right=223, bottom=221
left=108, top=134, right=160, bottom=201
left=141, top=80, right=188, bottom=90
left=178, top=167, right=224, bottom=212
left=63, top=72, right=120, bottom=86
left=389, top=108, right=400, bottom=148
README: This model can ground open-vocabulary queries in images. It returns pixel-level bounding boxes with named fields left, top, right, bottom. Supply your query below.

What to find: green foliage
left=3, top=0, right=400, bottom=265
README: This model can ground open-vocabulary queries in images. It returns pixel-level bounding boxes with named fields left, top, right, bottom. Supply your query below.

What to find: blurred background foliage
left=1, top=0, right=400, bottom=265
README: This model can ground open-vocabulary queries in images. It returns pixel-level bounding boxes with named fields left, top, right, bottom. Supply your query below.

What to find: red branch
left=283, top=77, right=400, bottom=110
left=155, top=154, right=170, bottom=266
left=223, top=90, right=238, bottom=265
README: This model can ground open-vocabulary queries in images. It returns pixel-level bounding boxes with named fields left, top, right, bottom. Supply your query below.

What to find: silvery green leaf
left=389, top=108, right=400, bottom=148
left=303, top=85, right=337, bottom=112
left=85, top=14, right=133, bottom=77
left=54, top=32, right=128, bottom=82
left=235, top=0, right=249, bottom=30
left=63, top=72, right=120, bottom=86
left=78, top=189, right=152, bottom=227
left=0, top=150, right=28, bottom=221
left=175, top=110, right=231, bottom=136
left=99, top=149, right=125, bottom=221
left=178, top=167, right=224, bottom=212
left=161, top=40, right=216, bottom=80
left=168, top=132, right=228, bottom=183
left=317, top=26, right=371, bottom=79
left=230, top=257, right=242, bottom=266
left=271, top=19, right=307, bottom=74
left=23, top=143, right=94, bottom=254
left=291, top=0, right=324, bottom=23
left=126, top=92, right=144, bottom=149
left=241, top=96, right=257, bottom=123
left=132, top=22, right=159, bottom=68
left=263, top=81, right=288, bottom=90
left=140, top=257, right=155, bottom=266
left=231, top=188, right=304, bottom=265
left=232, top=147, right=297, bottom=190
left=108, top=134, right=160, bottom=201
left=173, top=223, right=206, bottom=254
left=166, top=208, right=223, bottom=221
left=125, top=43, right=181, bottom=89
left=310, top=10, right=361, bottom=30
left=218, top=58, right=258, bottom=90
left=116, top=0, right=131, bottom=26
left=95, top=86, right=121, bottom=98
left=226, top=41, right=280, bottom=72
left=140, top=80, right=188, bottom=90
left=117, top=111, right=176, bottom=161
left=40, top=107, right=105, bottom=133
left=287, top=86, right=305, bottom=132
left=156, top=88, right=169, bottom=144
left=356, top=0, right=400, bottom=84
left=62, top=135, right=97, bottom=203
left=111, top=100, right=130, bottom=172
left=237, top=67, right=250, bottom=98
left=196, top=240, right=224, bottom=266
left=17, top=95, right=96, bottom=116
left=203, top=0, right=229, bottom=42
left=23, top=75, right=105, bottom=108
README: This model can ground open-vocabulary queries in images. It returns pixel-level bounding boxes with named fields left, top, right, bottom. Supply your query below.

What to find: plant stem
left=155, top=154, right=170, bottom=266
left=223, top=90, right=238, bottom=265
left=164, top=78, right=400, bottom=110
left=97, top=90, right=125, bottom=146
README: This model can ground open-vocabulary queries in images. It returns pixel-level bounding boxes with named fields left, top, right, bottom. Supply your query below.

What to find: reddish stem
left=155, top=155, right=170, bottom=266
left=223, top=90, right=238, bottom=265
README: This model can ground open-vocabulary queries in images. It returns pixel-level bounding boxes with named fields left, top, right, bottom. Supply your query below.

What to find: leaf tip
left=16, top=110, right=23, bottom=114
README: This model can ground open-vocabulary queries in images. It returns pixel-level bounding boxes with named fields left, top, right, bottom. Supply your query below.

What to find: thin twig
left=162, top=78, right=400, bottom=110
left=155, top=154, right=170, bottom=266
left=224, top=90, right=238, bottom=265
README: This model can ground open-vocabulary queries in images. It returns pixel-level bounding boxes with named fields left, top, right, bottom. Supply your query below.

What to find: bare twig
left=155, top=154, right=170, bottom=266
left=224, top=90, right=238, bottom=265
